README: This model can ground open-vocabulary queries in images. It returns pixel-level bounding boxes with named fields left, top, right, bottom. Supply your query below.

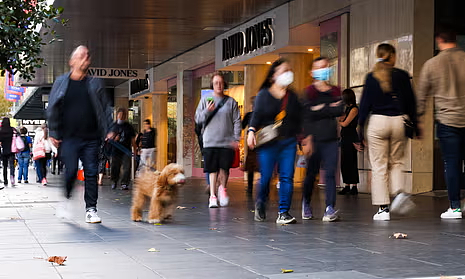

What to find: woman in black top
left=140, top=119, right=156, bottom=168
left=242, top=96, right=258, bottom=194
left=358, top=43, right=418, bottom=221
left=0, top=118, right=17, bottom=188
left=338, top=89, right=360, bottom=195
left=247, top=59, right=302, bottom=224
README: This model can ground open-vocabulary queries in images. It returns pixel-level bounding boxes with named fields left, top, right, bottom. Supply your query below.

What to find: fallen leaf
left=114, top=199, right=120, bottom=201
left=280, top=223, right=289, bottom=226
left=209, top=228, right=218, bottom=230
left=250, top=210, right=255, bottom=213
left=10, top=217, right=22, bottom=220
left=389, top=232, right=408, bottom=239
left=270, top=239, right=275, bottom=242
left=47, top=256, right=67, bottom=265
left=148, top=248, right=160, bottom=252
left=281, top=269, right=294, bottom=273
left=185, top=247, right=198, bottom=251
left=232, top=217, right=244, bottom=220
left=154, top=223, right=163, bottom=226
left=176, top=206, right=187, bottom=210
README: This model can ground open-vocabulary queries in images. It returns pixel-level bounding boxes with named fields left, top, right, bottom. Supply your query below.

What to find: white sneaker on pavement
left=440, top=208, right=462, bottom=219
left=390, top=193, right=415, bottom=215
left=209, top=196, right=219, bottom=208
left=373, top=207, right=390, bottom=221
left=218, top=185, right=229, bottom=207
left=85, top=208, right=102, bottom=223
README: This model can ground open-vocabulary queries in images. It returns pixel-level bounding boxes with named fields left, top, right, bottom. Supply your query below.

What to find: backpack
left=21, top=136, right=30, bottom=152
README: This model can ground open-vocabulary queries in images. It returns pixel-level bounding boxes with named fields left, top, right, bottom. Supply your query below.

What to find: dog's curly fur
left=131, top=163, right=185, bottom=223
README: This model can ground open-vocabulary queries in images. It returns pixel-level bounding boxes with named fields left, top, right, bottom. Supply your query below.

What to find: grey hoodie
left=195, top=94, right=241, bottom=149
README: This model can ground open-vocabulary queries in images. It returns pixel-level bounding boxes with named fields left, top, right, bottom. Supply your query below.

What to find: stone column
left=152, top=94, right=168, bottom=171
left=244, top=64, right=270, bottom=112
left=140, top=97, right=153, bottom=124
left=176, top=71, right=194, bottom=177
left=279, top=53, right=314, bottom=97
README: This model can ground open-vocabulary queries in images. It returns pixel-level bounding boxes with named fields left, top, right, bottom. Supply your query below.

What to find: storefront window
left=168, top=86, right=177, bottom=164
left=128, top=100, right=140, bottom=134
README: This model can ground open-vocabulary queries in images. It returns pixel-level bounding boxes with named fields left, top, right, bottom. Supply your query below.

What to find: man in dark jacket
left=47, top=45, right=113, bottom=223
left=302, top=56, right=344, bottom=222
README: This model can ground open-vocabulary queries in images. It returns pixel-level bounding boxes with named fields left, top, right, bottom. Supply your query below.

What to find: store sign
left=215, top=3, right=289, bottom=69
left=22, top=120, right=46, bottom=125
left=222, top=18, right=274, bottom=61
left=87, top=68, right=146, bottom=79
left=130, top=76, right=150, bottom=95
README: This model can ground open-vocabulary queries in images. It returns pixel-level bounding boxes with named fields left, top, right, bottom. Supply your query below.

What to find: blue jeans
left=257, top=138, right=297, bottom=213
left=303, top=140, right=339, bottom=208
left=437, top=123, right=465, bottom=209
left=61, top=138, right=100, bottom=209
left=35, top=160, right=43, bottom=181
left=17, top=153, right=30, bottom=181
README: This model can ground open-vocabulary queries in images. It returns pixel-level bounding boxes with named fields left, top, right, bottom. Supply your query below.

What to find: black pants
left=340, top=141, right=360, bottom=184
left=111, top=151, right=131, bottom=185
left=52, top=154, right=63, bottom=174
left=61, top=138, right=100, bottom=209
left=2, top=154, right=15, bottom=185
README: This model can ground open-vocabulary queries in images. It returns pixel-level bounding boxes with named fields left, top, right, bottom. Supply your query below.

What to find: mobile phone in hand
left=207, top=97, right=214, bottom=104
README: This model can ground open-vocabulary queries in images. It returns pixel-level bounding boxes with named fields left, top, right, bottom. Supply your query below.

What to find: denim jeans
left=17, top=153, right=30, bottom=181
left=257, top=137, right=297, bottom=213
left=61, top=138, right=100, bottom=209
left=303, top=140, right=339, bottom=208
left=437, top=123, right=465, bottom=209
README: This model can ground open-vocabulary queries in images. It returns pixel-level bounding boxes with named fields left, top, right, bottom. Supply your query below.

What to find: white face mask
left=275, top=71, right=294, bottom=87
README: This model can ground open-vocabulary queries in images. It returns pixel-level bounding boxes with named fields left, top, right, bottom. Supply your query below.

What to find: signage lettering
left=87, top=68, right=145, bottom=79
left=222, top=18, right=273, bottom=61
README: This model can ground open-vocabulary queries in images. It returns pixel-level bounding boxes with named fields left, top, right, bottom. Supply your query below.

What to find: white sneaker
left=373, top=207, right=390, bottom=221
left=209, top=196, right=219, bottom=208
left=56, top=200, right=72, bottom=219
left=440, top=208, right=462, bottom=219
left=85, top=208, right=102, bottom=223
left=10, top=176, right=15, bottom=186
left=218, top=185, right=229, bottom=207
left=276, top=182, right=280, bottom=189
left=390, top=193, right=415, bottom=215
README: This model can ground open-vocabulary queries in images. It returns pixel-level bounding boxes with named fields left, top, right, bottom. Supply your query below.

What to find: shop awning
left=13, top=87, right=50, bottom=120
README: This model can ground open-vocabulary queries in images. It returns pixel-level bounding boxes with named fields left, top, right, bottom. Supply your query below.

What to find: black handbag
left=404, top=117, right=414, bottom=139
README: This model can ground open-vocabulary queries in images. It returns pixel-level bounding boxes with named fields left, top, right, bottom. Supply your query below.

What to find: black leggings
left=2, top=154, right=15, bottom=184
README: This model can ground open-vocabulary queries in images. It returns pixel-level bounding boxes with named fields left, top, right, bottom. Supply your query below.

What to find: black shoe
left=276, top=211, right=296, bottom=224
left=254, top=203, right=266, bottom=222
left=24, top=181, right=29, bottom=184
left=338, top=186, right=351, bottom=195
left=246, top=185, right=253, bottom=195
left=111, top=183, right=117, bottom=190
left=51, top=172, right=56, bottom=175
left=350, top=187, right=358, bottom=195
left=121, top=185, right=129, bottom=190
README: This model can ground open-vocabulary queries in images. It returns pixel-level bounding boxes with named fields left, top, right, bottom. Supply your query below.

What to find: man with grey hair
left=47, top=45, right=113, bottom=223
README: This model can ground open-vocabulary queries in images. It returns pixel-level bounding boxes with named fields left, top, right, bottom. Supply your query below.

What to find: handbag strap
left=274, top=92, right=289, bottom=123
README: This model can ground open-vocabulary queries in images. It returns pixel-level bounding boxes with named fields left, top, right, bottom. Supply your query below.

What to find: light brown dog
left=131, top=163, right=186, bottom=223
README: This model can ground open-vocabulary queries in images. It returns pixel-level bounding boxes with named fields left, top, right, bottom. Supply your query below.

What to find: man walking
left=417, top=28, right=465, bottom=219
left=48, top=45, right=113, bottom=223
left=302, top=57, right=344, bottom=222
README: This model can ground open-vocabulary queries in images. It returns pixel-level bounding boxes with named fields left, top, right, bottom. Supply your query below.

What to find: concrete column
left=176, top=71, right=194, bottom=177
left=411, top=0, right=434, bottom=193
left=279, top=53, right=314, bottom=96
left=140, top=97, right=153, bottom=124
left=152, top=94, right=168, bottom=171
left=244, top=64, right=270, bottom=112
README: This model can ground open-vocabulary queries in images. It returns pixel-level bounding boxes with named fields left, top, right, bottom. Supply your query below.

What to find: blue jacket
left=46, top=73, right=113, bottom=140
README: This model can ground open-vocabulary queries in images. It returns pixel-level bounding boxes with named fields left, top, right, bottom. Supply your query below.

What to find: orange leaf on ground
left=47, top=256, right=67, bottom=265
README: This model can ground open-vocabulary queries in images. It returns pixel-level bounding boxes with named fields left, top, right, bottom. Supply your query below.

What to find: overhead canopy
left=13, top=87, right=50, bottom=120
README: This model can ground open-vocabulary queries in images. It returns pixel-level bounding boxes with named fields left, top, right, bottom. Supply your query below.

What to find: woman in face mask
left=247, top=59, right=303, bottom=225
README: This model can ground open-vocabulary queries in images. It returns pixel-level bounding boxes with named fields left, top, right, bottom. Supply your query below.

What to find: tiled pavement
left=0, top=170, right=464, bottom=279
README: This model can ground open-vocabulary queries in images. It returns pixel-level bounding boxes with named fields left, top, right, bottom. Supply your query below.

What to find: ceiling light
left=308, top=48, right=314, bottom=52
left=266, top=62, right=272, bottom=65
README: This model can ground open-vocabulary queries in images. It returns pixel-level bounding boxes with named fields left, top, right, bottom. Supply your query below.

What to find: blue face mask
left=312, top=67, right=332, bottom=81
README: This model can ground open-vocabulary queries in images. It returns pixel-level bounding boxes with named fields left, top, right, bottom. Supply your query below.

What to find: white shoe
left=390, top=193, right=415, bottom=215
left=56, top=200, right=72, bottom=219
left=276, top=182, right=280, bottom=189
left=209, top=196, right=219, bottom=208
left=218, top=185, right=229, bottom=207
left=373, top=208, right=390, bottom=221
left=85, top=208, right=102, bottom=223
left=440, top=208, right=462, bottom=219
left=10, top=176, right=15, bottom=186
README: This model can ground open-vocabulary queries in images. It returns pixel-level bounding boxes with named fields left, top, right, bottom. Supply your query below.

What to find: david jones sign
left=87, top=68, right=146, bottom=79
left=222, top=18, right=274, bottom=61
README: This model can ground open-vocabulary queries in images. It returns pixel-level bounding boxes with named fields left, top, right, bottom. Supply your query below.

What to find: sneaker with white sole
left=10, top=176, right=15, bottom=186
left=390, top=193, right=415, bottom=215
left=209, top=196, right=219, bottom=208
left=440, top=208, right=462, bottom=219
left=322, top=206, right=339, bottom=222
left=218, top=185, right=229, bottom=207
left=276, top=211, right=296, bottom=224
left=302, top=200, right=313, bottom=220
left=373, top=207, right=390, bottom=221
left=56, top=200, right=72, bottom=219
left=85, top=208, right=102, bottom=223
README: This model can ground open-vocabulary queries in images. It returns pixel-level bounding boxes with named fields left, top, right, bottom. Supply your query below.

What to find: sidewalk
left=0, top=170, right=464, bottom=279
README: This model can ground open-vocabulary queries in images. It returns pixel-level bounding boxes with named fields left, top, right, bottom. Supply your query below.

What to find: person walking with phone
left=195, top=72, right=241, bottom=208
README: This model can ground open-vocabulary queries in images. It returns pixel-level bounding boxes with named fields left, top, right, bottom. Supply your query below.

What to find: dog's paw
left=164, top=214, right=172, bottom=220
left=148, top=219, right=161, bottom=224
left=132, top=217, right=142, bottom=222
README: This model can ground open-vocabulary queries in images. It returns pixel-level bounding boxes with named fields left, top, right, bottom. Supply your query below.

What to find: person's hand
left=247, top=131, right=256, bottom=150
left=301, top=136, right=313, bottom=157
left=49, top=137, right=61, bottom=148
left=207, top=101, right=215, bottom=112
left=231, top=141, right=239, bottom=149
left=353, top=142, right=363, bottom=152
left=330, top=100, right=342, bottom=107
left=106, top=132, right=115, bottom=141
left=311, top=104, right=325, bottom=111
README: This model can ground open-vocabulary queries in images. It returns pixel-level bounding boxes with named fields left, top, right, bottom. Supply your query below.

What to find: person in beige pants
left=358, top=43, right=419, bottom=221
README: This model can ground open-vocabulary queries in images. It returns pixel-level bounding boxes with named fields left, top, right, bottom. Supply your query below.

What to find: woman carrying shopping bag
left=0, top=118, right=19, bottom=188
